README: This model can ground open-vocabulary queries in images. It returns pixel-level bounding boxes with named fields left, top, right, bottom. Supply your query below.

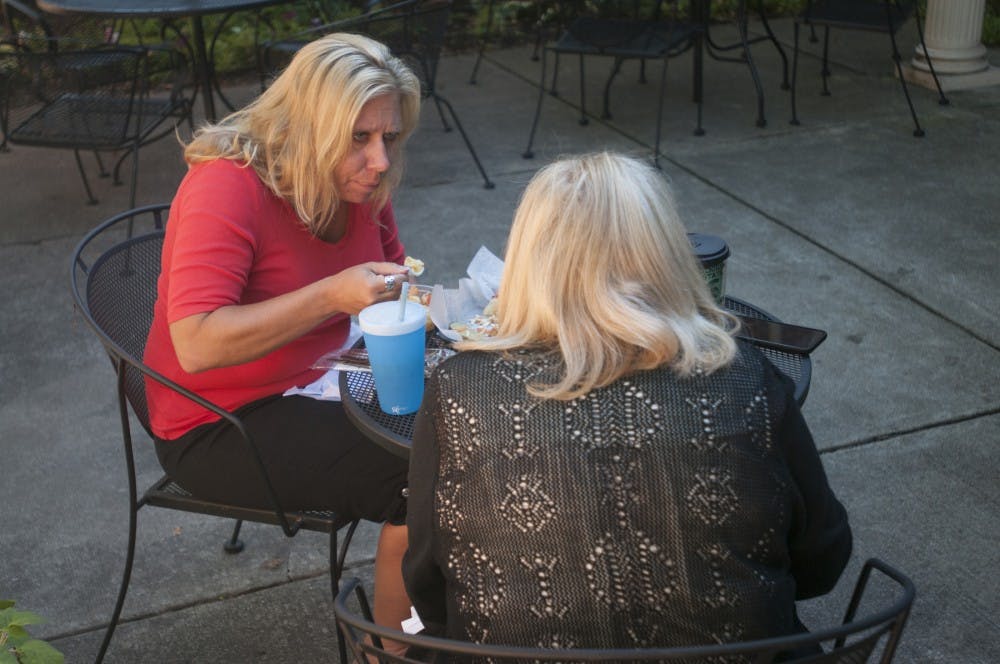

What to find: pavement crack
left=45, top=557, right=376, bottom=644
left=819, top=406, right=1000, bottom=454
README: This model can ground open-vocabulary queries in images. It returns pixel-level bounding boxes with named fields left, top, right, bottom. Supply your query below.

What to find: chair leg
left=549, top=51, right=561, bottom=96
left=331, top=521, right=359, bottom=664
left=112, top=151, right=128, bottom=187
left=127, top=144, right=139, bottom=209
left=911, top=0, right=949, bottom=107
left=523, top=46, right=548, bottom=159
left=602, top=57, right=624, bottom=120
left=93, top=151, right=109, bottom=178
left=790, top=21, right=801, bottom=126
left=577, top=54, right=588, bottom=126
left=430, top=94, right=453, bottom=133
left=95, top=507, right=138, bottom=663
left=756, top=0, right=789, bottom=90
left=653, top=55, right=668, bottom=169
left=690, top=30, right=705, bottom=137
left=73, top=149, right=99, bottom=205
left=736, top=0, right=766, bottom=127
left=330, top=527, right=347, bottom=664
left=223, top=519, right=245, bottom=554
left=468, top=0, right=495, bottom=85
left=887, top=26, right=924, bottom=137
left=432, top=93, right=494, bottom=189
left=820, top=26, right=832, bottom=96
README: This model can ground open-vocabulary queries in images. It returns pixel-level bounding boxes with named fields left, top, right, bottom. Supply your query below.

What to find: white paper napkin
left=429, top=246, right=504, bottom=342
left=283, top=321, right=364, bottom=402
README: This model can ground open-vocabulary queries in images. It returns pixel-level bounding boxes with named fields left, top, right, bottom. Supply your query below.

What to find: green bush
left=468, top=0, right=1000, bottom=48
left=986, top=0, right=1000, bottom=46
left=116, top=0, right=1000, bottom=76
left=0, top=601, right=63, bottom=664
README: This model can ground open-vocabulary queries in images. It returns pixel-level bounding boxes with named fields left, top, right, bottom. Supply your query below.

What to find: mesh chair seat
left=10, top=93, right=181, bottom=148
left=145, top=475, right=353, bottom=534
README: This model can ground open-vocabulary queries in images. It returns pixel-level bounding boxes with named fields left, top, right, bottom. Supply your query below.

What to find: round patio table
left=340, top=296, right=815, bottom=460
left=37, top=0, right=289, bottom=121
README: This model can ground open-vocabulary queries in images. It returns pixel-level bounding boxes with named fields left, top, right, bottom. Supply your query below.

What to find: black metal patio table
left=37, top=0, right=290, bottom=121
left=340, top=296, right=814, bottom=460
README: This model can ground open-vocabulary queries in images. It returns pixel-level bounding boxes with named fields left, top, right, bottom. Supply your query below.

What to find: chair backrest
left=561, top=0, right=686, bottom=52
left=802, top=0, right=915, bottom=32
left=334, top=558, right=915, bottom=663
left=312, top=0, right=452, bottom=95
left=71, top=204, right=333, bottom=537
left=70, top=204, right=170, bottom=436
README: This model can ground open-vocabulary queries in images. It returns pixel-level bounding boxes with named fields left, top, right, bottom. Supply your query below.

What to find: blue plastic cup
left=358, top=300, right=427, bottom=415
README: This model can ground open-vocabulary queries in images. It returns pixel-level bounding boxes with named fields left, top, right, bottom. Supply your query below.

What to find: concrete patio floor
left=1, top=15, right=997, bottom=663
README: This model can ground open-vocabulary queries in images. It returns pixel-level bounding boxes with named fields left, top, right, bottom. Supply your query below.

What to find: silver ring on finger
left=383, top=274, right=396, bottom=292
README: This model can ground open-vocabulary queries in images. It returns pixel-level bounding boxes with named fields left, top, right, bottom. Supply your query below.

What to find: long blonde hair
left=462, top=152, right=737, bottom=400
left=184, top=32, right=421, bottom=235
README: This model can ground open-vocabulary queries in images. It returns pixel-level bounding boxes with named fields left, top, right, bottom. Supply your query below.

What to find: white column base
left=902, top=62, right=1000, bottom=92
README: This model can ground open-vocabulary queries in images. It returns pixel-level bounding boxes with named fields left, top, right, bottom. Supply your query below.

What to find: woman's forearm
left=169, top=262, right=408, bottom=373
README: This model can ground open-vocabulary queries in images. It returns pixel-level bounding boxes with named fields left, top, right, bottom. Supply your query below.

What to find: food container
left=688, top=233, right=730, bottom=305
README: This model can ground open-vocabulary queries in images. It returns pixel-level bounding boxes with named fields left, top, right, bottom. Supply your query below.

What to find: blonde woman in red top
left=145, top=33, right=420, bottom=641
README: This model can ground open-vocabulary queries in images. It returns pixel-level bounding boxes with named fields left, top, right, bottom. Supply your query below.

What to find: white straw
left=398, top=281, right=410, bottom=321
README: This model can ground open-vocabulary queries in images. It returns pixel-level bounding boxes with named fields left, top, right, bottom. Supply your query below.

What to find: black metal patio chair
left=335, top=557, right=915, bottom=663
left=260, top=0, right=495, bottom=189
left=69, top=204, right=360, bottom=664
left=521, top=0, right=700, bottom=169
left=0, top=27, right=191, bottom=206
left=790, top=0, right=949, bottom=137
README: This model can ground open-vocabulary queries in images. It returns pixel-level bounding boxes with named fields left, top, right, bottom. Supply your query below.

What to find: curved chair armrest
left=106, top=336, right=307, bottom=538
left=334, top=557, right=917, bottom=661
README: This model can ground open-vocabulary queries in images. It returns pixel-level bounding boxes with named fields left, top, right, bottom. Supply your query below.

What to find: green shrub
left=117, top=0, right=1000, bottom=75
left=0, top=601, right=63, bottom=664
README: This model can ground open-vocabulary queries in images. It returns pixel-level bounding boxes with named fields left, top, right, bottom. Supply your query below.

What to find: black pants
left=155, top=395, right=408, bottom=524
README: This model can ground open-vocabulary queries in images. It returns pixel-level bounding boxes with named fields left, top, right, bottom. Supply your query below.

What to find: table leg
left=190, top=15, right=217, bottom=122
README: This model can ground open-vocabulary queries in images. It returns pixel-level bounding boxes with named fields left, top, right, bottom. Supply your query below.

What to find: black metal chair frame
left=522, top=0, right=700, bottom=169
left=335, top=558, right=915, bottom=663
left=790, top=0, right=949, bottom=137
left=467, top=0, right=556, bottom=85
left=70, top=204, right=360, bottom=664
left=0, top=14, right=192, bottom=207
left=253, top=0, right=345, bottom=92
left=696, top=0, right=790, bottom=128
left=262, top=0, right=495, bottom=189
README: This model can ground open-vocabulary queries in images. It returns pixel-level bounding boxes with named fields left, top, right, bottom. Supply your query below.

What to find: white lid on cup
left=358, top=300, right=427, bottom=336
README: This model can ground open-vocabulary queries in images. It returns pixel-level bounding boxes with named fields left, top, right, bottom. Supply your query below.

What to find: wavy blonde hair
left=183, top=32, right=421, bottom=235
left=461, top=152, right=737, bottom=400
